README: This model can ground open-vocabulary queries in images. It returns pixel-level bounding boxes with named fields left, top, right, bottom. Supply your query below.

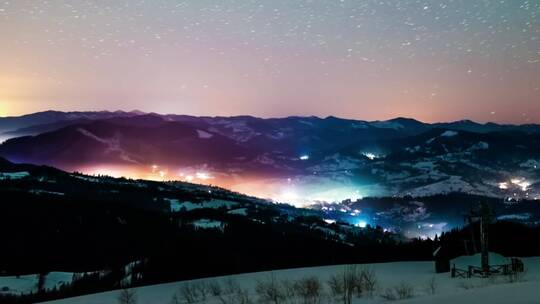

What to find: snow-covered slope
left=42, top=257, right=540, bottom=304
left=0, top=272, right=76, bottom=295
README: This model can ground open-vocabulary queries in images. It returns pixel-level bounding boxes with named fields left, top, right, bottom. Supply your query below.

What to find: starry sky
left=0, top=0, right=538, bottom=123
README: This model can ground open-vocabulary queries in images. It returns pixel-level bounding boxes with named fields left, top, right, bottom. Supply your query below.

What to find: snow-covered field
left=0, top=171, right=30, bottom=180
left=0, top=272, right=74, bottom=295
left=41, top=256, right=540, bottom=304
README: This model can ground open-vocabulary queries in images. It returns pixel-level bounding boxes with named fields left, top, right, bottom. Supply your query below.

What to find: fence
left=451, top=258, right=524, bottom=278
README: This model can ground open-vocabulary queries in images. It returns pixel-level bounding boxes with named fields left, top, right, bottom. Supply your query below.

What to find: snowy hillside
left=42, top=257, right=540, bottom=304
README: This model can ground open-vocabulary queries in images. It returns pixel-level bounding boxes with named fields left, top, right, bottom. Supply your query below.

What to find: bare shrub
left=256, top=274, right=287, bottom=304
left=179, top=283, right=199, bottom=303
left=332, top=265, right=378, bottom=302
left=118, top=288, right=137, bottom=304
left=424, top=277, right=437, bottom=295
left=233, top=288, right=253, bottom=304
left=173, top=279, right=246, bottom=303
left=294, top=276, right=322, bottom=304
left=222, top=278, right=241, bottom=295
left=194, top=281, right=209, bottom=300
left=506, top=268, right=527, bottom=284
left=218, top=280, right=252, bottom=304
left=279, top=279, right=298, bottom=304
left=394, top=282, right=414, bottom=300
left=209, top=280, right=223, bottom=296
left=327, top=274, right=344, bottom=298
left=327, top=265, right=360, bottom=304
left=358, top=268, right=377, bottom=297
left=379, top=288, right=397, bottom=301
left=342, top=265, right=358, bottom=304
left=169, top=294, right=180, bottom=304
left=379, top=282, right=414, bottom=301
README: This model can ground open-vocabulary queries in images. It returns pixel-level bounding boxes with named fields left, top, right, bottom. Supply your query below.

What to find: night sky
left=0, top=0, right=538, bottom=123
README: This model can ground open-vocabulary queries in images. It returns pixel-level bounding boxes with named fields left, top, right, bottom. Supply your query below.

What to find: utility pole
left=466, top=202, right=492, bottom=276
left=479, top=202, right=491, bottom=274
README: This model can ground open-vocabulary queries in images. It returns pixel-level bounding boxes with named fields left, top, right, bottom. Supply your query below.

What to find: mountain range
left=0, top=110, right=539, bottom=205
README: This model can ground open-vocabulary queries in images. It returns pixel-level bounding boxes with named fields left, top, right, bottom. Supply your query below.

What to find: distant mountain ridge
left=0, top=110, right=143, bottom=135
left=1, top=110, right=540, bottom=140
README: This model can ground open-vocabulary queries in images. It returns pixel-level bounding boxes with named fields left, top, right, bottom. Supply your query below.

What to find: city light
left=356, top=220, right=368, bottom=228
left=195, top=172, right=212, bottom=180
left=510, top=178, right=531, bottom=191
left=362, top=152, right=378, bottom=160
left=299, top=155, right=310, bottom=160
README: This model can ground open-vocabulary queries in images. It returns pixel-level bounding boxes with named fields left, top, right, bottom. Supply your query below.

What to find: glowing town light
left=350, top=209, right=361, bottom=216
left=498, top=182, right=508, bottom=190
left=511, top=178, right=522, bottom=184
left=158, top=170, right=166, bottom=178
left=185, top=175, right=194, bottom=182
left=357, top=220, right=367, bottom=228
left=276, top=188, right=301, bottom=205
left=362, top=152, right=377, bottom=160
left=519, top=181, right=531, bottom=191
left=299, top=155, right=310, bottom=160
left=324, top=219, right=336, bottom=224
left=509, top=178, right=531, bottom=191
left=195, top=172, right=212, bottom=180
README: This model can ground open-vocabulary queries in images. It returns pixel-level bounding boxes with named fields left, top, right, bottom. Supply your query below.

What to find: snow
left=412, top=161, right=437, bottom=171
left=205, top=120, right=257, bottom=142
left=370, top=121, right=404, bottom=130
left=519, top=159, right=540, bottom=169
left=403, top=176, right=476, bottom=197
left=298, top=120, right=315, bottom=126
left=468, top=141, right=489, bottom=151
left=191, top=219, right=225, bottom=230
left=77, top=128, right=139, bottom=163
left=497, top=213, right=532, bottom=221
left=196, top=129, right=214, bottom=139
left=164, top=198, right=184, bottom=212
left=307, top=153, right=361, bottom=171
left=29, top=189, right=65, bottom=196
left=451, top=253, right=508, bottom=269
left=0, top=171, right=30, bottom=180
left=43, top=257, right=540, bottom=304
left=165, top=199, right=238, bottom=212
left=0, top=272, right=74, bottom=295
left=227, top=208, right=248, bottom=216
left=440, top=130, right=458, bottom=137
left=400, top=281, right=540, bottom=304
